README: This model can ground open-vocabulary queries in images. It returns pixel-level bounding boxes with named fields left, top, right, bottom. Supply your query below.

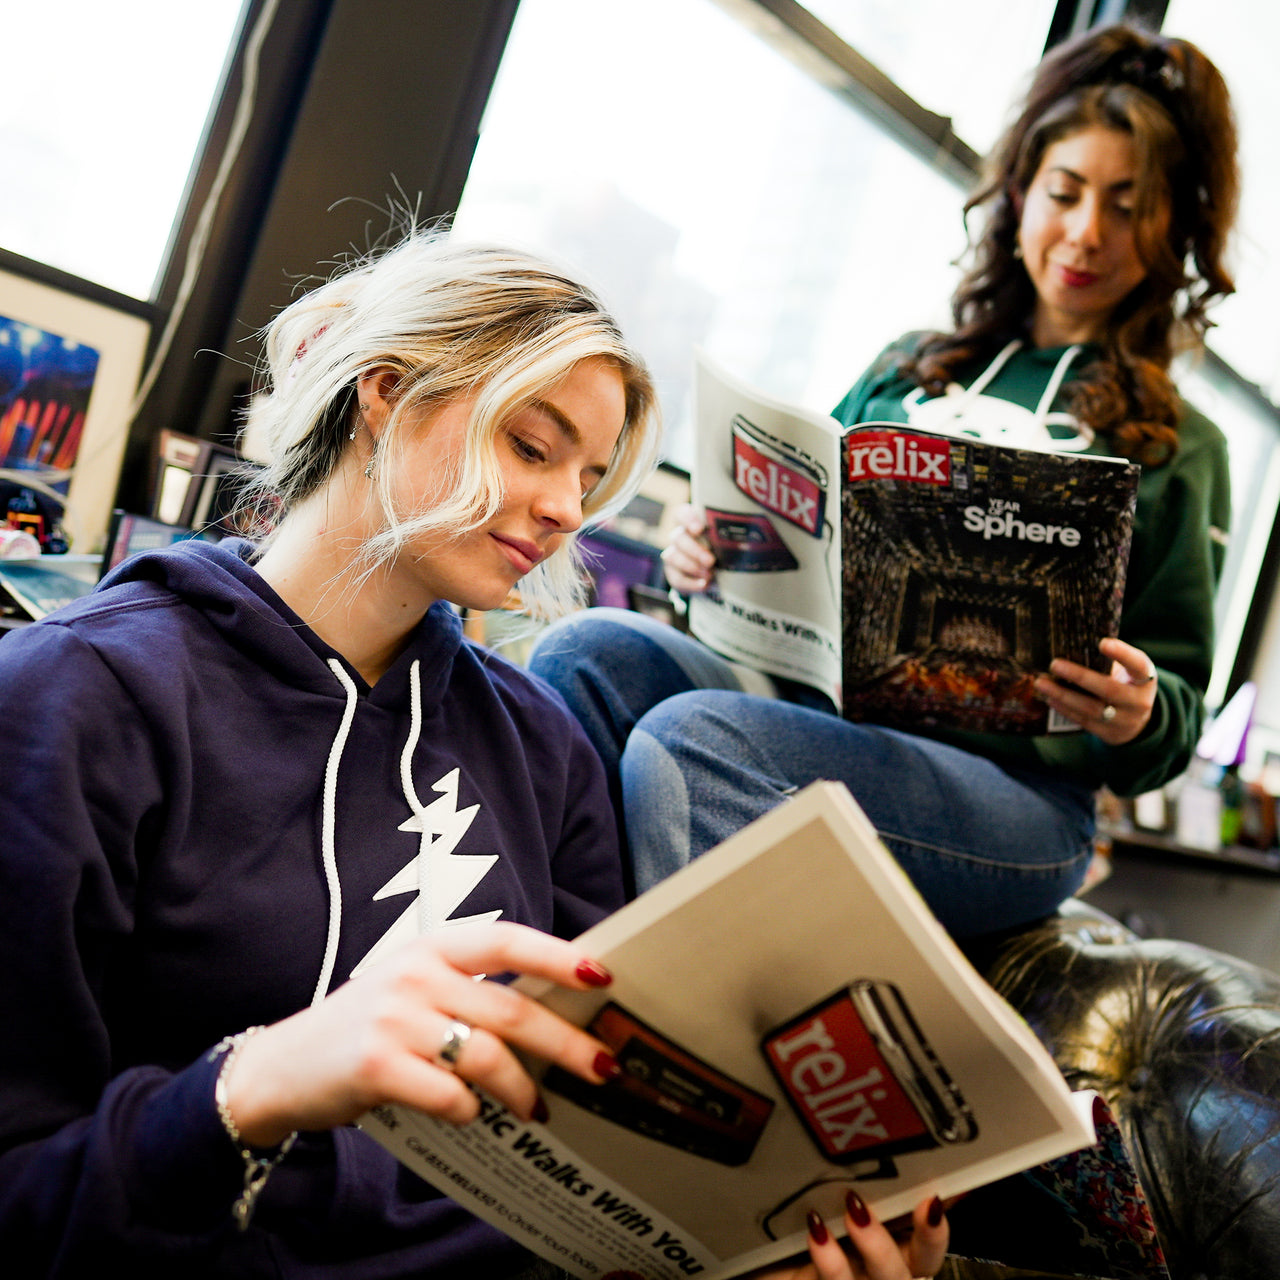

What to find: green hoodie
left=832, top=336, right=1230, bottom=797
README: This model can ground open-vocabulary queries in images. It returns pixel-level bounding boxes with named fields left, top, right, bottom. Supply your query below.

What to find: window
left=1161, top=0, right=1280, bottom=707
left=456, top=0, right=1280, bottom=705
left=0, top=1, right=248, bottom=302
left=1177, top=358, right=1280, bottom=707
left=803, top=0, right=1059, bottom=154
left=1163, top=0, right=1280, bottom=405
left=453, top=0, right=985, bottom=468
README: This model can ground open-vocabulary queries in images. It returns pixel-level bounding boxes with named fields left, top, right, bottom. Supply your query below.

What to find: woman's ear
left=355, top=367, right=402, bottom=439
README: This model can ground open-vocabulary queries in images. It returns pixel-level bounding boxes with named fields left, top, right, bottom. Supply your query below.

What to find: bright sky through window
left=0, top=1, right=246, bottom=301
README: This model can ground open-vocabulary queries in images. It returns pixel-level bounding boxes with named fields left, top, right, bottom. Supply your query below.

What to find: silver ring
left=1101, top=703, right=1117, bottom=723
left=437, top=1019, right=472, bottom=1070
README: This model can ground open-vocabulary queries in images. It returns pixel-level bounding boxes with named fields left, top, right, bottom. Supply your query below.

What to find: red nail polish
left=806, top=1210, right=828, bottom=1244
left=531, top=1096, right=549, bottom=1124
left=593, top=1051, right=623, bottom=1081
left=575, top=958, right=613, bottom=987
left=846, top=1189, right=871, bottom=1227
left=927, top=1195, right=945, bottom=1227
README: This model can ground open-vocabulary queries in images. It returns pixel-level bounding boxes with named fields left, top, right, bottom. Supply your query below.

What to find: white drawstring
left=962, top=338, right=1023, bottom=402
left=397, top=661, right=437, bottom=937
left=312, top=658, right=360, bottom=1006
left=904, top=339, right=1092, bottom=449
left=1035, top=344, right=1081, bottom=423
left=903, top=339, right=1021, bottom=419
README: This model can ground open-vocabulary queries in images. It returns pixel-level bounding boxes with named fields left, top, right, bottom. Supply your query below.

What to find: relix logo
left=732, top=420, right=825, bottom=537
left=764, top=990, right=929, bottom=1160
left=846, top=431, right=951, bottom=485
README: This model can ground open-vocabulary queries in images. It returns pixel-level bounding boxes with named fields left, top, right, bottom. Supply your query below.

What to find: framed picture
left=0, top=256, right=153, bottom=552
left=151, top=428, right=263, bottom=537
left=189, top=449, right=264, bottom=533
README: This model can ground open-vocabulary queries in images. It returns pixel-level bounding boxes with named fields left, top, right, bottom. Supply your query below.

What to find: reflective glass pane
left=1176, top=359, right=1280, bottom=704
left=0, top=1, right=247, bottom=301
left=455, top=0, right=968, bottom=469
left=1160, top=3, right=1280, bottom=705
left=1163, top=0, right=1280, bottom=405
left=803, top=0, right=1058, bottom=153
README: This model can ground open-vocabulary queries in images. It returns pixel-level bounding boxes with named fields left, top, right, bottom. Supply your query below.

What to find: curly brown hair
left=902, top=23, right=1239, bottom=465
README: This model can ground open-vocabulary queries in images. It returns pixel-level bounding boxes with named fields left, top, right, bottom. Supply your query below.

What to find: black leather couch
left=952, top=900, right=1280, bottom=1279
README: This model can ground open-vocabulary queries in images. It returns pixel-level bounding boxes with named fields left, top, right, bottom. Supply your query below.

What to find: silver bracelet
left=210, top=1026, right=298, bottom=1231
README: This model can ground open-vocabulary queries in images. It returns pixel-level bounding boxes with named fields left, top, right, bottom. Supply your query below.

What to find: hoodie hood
left=99, top=536, right=465, bottom=708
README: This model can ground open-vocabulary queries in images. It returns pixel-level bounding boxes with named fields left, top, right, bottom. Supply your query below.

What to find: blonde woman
left=0, top=234, right=660, bottom=1276
left=0, top=230, right=949, bottom=1280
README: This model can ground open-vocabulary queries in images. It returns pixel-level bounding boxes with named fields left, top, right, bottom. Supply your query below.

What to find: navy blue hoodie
left=0, top=539, right=625, bottom=1277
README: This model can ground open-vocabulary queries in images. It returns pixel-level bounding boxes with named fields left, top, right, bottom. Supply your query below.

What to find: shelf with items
left=1096, top=824, right=1280, bottom=879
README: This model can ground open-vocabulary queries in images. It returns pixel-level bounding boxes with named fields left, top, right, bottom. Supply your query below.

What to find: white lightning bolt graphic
left=351, top=662, right=501, bottom=977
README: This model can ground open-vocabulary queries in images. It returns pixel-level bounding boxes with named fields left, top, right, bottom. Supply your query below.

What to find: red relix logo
left=764, top=994, right=928, bottom=1159
left=733, top=435, right=824, bottom=536
left=846, top=432, right=951, bottom=485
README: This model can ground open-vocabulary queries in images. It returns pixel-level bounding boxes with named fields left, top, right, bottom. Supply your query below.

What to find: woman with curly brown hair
left=530, top=22, right=1240, bottom=943
left=906, top=20, right=1237, bottom=466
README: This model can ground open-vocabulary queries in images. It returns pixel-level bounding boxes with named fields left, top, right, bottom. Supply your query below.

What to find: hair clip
left=1156, top=60, right=1185, bottom=92
left=1114, top=47, right=1184, bottom=95
left=284, top=324, right=331, bottom=387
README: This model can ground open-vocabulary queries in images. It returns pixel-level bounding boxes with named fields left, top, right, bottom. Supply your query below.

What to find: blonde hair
left=246, top=233, right=661, bottom=617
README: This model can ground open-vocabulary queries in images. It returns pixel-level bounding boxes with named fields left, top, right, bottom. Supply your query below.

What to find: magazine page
left=840, top=426, right=1140, bottom=735
left=0, top=556, right=96, bottom=620
left=686, top=352, right=844, bottom=705
left=363, top=782, right=1096, bottom=1280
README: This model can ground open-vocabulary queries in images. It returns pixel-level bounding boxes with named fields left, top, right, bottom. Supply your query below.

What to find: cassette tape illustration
left=762, top=980, right=977, bottom=1164
left=704, top=508, right=800, bottom=573
left=543, top=1001, right=775, bottom=1166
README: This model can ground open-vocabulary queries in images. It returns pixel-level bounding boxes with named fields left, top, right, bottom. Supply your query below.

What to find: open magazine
left=687, top=352, right=1141, bottom=734
left=362, top=782, right=1097, bottom=1280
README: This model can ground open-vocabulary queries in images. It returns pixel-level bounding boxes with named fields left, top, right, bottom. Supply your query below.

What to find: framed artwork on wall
left=151, top=428, right=264, bottom=537
left=0, top=255, right=153, bottom=553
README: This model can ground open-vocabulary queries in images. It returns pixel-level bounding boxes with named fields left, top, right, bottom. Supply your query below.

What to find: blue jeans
left=530, top=608, right=1094, bottom=937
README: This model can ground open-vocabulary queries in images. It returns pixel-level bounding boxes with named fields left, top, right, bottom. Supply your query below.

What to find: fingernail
left=927, top=1195, right=945, bottom=1227
left=806, top=1210, right=829, bottom=1244
left=593, top=1051, right=623, bottom=1081
left=531, top=1095, right=550, bottom=1124
left=846, top=1189, right=871, bottom=1227
left=575, top=959, right=613, bottom=987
